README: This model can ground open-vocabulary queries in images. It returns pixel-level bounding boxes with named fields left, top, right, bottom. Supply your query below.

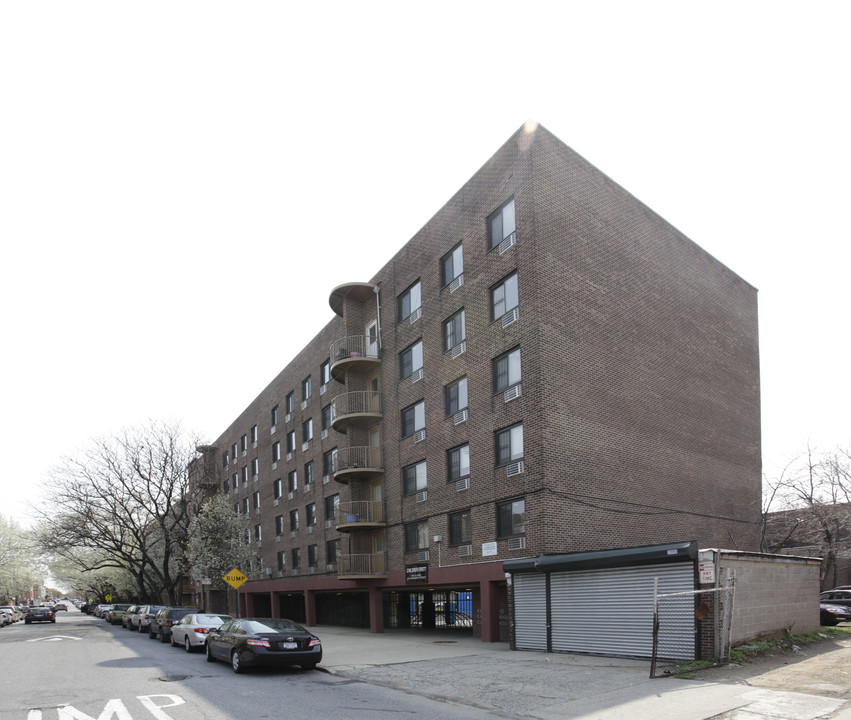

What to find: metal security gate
left=513, top=573, right=547, bottom=650
left=549, top=562, right=695, bottom=660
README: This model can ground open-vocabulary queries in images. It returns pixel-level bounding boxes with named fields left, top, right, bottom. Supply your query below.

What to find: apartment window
left=444, top=309, right=466, bottom=352
left=222, top=480, right=229, bottom=495
left=251, top=457, right=259, bottom=477
left=447, top=443, right=470, bottom=482
left=399, top=339, right=424, bottom=381
left=275, top=515, right=284, bottom=536
left=325, top=494, right=340, bottom=520
left=288, top=470, right=298, bottom=494
left=302, top=418, right=313, bottom=443
left=241, top=466, right=248, bottom=484
left=444, top=377, right=468, bottom=415
left=271, top=405, right=279, bottom=427
left=291, top=547, right=300, bottom=570
left=232, top=472, right=238, bottom=492
left=491, top=272, right=519, bottom=321
left=277, top=550, right=286, bottom=572
left=240, top=434, right=248, bottom=452
left=496, top=423, right=524, bottom=466
left=306, top=503, right=316, bottom=527
left=441, top=243, right=463, bottom=286
left=494, top=347, right=522, bottom=393
left=302, top=376, right=312, bottom=402
left=242, top=497, right=249, bottom=514
left=403, top=460, right=427, bottom=496
left=323, top=448, right=338, bottom=477
left=322, top=404, right=333, bottom=431
left=231, top=442, right=238, bottom=461
left=398, top=280, right=422, bottom=322
left=272, top=442, right=281, bottom=463
left=252, top=491, right=260, bottom=510
left=304, top=460, right=315, bottom=486
left=307, top=544, right=318, bottom=568
left=251, top=424, right=258, bottom=445
left=290, top=509, right=299, bottom=531
left=326, top=539, right=340, bottom=564
left=286, top=391, right=295, bottom=414
left=488, top=198, right=516, bottom=250
left=234, top=502, right=240, bottom=514
left=449, top=509, right=471, bottom=546
left=222, top=451, right=229, bottom=469
left=286, top=430, right=296, bottom=454
left=401, top=400, right=425, bottom=438
left=320, top=359, right=331, bottom=386
left=497, top=497, right=526, bottom=538
left=273, top=477, right=282, bottom=500
left=404, top=521, right=429, bottom=553
left=254, top=524, right=262, bottom=542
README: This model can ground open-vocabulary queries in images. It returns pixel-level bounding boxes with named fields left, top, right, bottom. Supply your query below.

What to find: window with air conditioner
left=254, top=524, right=262, bottom=542
left=447, top=443, right=470, bottom=484
left=495, top=423, right=524, bottom=467
left=277, top=550, right=286, bottom=573
left=272, top=441, right=281, bottom=463
left=323, top=447, right=338, bottom=477
left=324, top=493, right=339, bottom=521
left=251, top=424, right=258, bottom=445
left=286, top=430, right=296, bottom=454
left=304, top=460, right=314, bottom=487
left=289, top=509, right=299, bottom=532
left=441, top=243, right=463, bottom=288
left=241, top=466, right=248, bottom=484
left=285, top=391, right=295, bottom=415
left=488, top=198, right=516, bottom=251
left=307, top=544, right=318, bottom=568
left=231, top=443, right=238, bottom=462
left=287, top=470, right=298, bottom=494
left=497, top=497, right=526, bottom=539
left=302, top=376, right=312, bottom=403
left=494, top=347, right=522, bottom=394
left=275, top=515, right=284, bottom=536
left=273, top=477, right=282, bottom=500
left=403, top=460, right=427, bottom=497
left=445, top=377, right=468, bottom=416
left=399, top=339, right=424, bottom=381
left=326, top=539, right=340, bottom=566
left=321, top=403, right=333, bottom=431
left=401, top=400, right=425, bottom=439
left=320, top=359, right=331, bottom=387
left=404, top=520, right=429, bottom=554
left=251, top=457, right=259, bottom=478
left=271, top=405, right=279, bottom=429
left=240, top=434, right=248, bottom=453
left=222, top=451, right=229, bottom=469
left=398, top=280, right=422, bottom=323
left=302, top=418, right=313, bottom=443
left=491, top=272, right=519, bottom=322
left=232, top=473, right=239, bottom=492
left=291, top=547, right=300, bottom=570
left=306, top=502, right=316, bottom=528
left=252, top=491, right=260, bottom=510
left=444, top=309, right=466, bottom=354
left=449, top=509, right=471, bottom=547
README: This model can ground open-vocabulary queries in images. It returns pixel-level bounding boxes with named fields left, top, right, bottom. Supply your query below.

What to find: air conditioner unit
left=456, top=477, right=470, bottom=492
left=290, top=531, right=296, bottom=538
left=301, top=400, right=307, bottom=410
left=285, top=413, right=291, bottom=424
left=275, top=536, right=280, bottom=543
left=409, top=307, right=422, bottom=323
left=417, top=550, right=430, bottom=562
left=272, top=462, right=277, bottom=470
left=326, top=563, right=336, bottom=572
left=506, top=460, right=525, bottom=477
left=322, top=475, right=330, bottom=484
left=286, top=452, right=293, bottom=462
left=501, top=307, right=519, bottom=328
left=273, top=499, right=279, bottom=506
left=499, top=232, right=516, bottom=255
left=415, top=490, right=428, bottom=503
left=270, top=426, right=276, bottom=434
left=265, top=567, right=273, bottom=575
left=411, top=368, right=424, bottom=383
left=321, top=429, right=328, bottom=439
left=504, top=384, right=522, bottom=403
left=450, top=341, right=466, bottom=359
left=413, top=429, right=426, bottom=443
left=252, top=441, right=258, bottom=449
left=306, top=526, right=313, bottom=534
left=453, top=409, right=468, bottom=425
left=302, top=441, right=309, bottom=452
left=449, top=274, right=464, bottom=293
left=508, top=536, right=526, bottom=550
left=324, top=519, right=332, bottom=528
left=458, top=544, right=473, bottom=557
left=320, top=384, right=327, bottom=395
left=288, top=491, right=294, bottom=499
left=308, top=567, right=315, bottom=574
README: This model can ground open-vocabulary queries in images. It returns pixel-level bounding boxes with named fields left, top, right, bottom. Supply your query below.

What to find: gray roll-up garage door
left=513, top=573, right=547, bottom=651
left=549, top=562, right=695, bottom=660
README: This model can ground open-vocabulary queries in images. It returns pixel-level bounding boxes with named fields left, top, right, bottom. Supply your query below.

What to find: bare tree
left=34, top=420, right=206, bottom=604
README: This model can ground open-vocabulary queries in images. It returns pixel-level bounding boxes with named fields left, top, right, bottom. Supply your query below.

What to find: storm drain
left=158, top=674, right=190, bottom=682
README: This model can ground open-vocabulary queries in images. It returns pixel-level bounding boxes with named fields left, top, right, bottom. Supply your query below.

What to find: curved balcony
left=330, top=336, right=381, bottom=382
left=329, top=282, right=377, bottom=318
left=335, top=500, right=385, bottom=533
left=337, top=552, right=387, bottom=580
left=330, top=391, right=382, bottom=434
left=334, top=446, right=384, bottom=484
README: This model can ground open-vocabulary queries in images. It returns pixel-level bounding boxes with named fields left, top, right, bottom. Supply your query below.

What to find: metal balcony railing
left=335, top=445, right=383, bottom=473
left=338, top=553, right=387, bottom=577
left=329, top=336, right=380, bottom=381
left=330, top=391, right=382, bottom=432
left=338, top=500, right=384, bottom=525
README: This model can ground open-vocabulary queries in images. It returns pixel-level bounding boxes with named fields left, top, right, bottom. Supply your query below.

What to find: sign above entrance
left=223, top=568, right=248, bottom=589
left=405, top=563, right=428, bottom=584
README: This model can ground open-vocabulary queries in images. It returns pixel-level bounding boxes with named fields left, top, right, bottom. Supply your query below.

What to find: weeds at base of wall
left=671, top=625, right=851, bottom=678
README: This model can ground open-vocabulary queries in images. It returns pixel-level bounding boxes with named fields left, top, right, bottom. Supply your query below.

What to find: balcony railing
left=330, top=336, right=380, bottom=381
left=334, top=445, right=383, bottom=483
left=330, top=391, right=382, bottom=433
left=336, top=500, right=385, bottom=531
left=338, top=552, right=387, bottom=578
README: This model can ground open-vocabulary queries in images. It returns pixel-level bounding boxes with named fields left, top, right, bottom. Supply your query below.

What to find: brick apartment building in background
left=202, top=122, right=762, bottom=642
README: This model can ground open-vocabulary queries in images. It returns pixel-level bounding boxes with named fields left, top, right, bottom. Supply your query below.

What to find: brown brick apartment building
left=206, top=122, right=761, bottom=643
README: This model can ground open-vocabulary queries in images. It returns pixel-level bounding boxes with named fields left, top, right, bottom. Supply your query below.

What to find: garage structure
left=505, top=542, right=699, bottom=661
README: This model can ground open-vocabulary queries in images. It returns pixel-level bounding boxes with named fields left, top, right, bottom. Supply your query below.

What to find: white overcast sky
left=1, top=1, right=848, bottom=526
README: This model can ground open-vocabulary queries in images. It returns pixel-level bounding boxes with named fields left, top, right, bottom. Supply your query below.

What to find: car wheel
left=205, top=643, right=216, bottom=663
left=170, top=633, right=178, bottom=647
left=25, top=620, right=30, bottom=624
left=149, top=629, right=157, bottom=639
left=231, top=650, right=244, bottom=674
left=301, top=663, right=316, bottom=671
left=184, top=637, right=193, bottom=653
left=159, top=630, right=169, bottom=643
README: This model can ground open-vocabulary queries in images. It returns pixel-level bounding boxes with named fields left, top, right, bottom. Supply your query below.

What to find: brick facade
left=207, top=123, right=762, bottom=640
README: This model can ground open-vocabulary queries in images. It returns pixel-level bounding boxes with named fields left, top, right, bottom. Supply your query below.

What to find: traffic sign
left=223, top=568, right=248, bottom=589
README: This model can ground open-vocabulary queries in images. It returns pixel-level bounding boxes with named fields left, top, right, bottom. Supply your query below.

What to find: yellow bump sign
left=223, top=568, right=248, bottom=589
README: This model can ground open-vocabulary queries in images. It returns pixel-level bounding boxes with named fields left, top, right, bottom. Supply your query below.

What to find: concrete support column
left=271, top=592, right=279, bottom=618
left=368, top=586, right=384, bottom=633
left=304, top=589, right=317, bottom=626
left=480, top=580, right=500, bottom=642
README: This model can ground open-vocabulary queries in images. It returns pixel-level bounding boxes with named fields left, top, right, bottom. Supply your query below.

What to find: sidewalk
left=306, top=626, right=851, bottom=720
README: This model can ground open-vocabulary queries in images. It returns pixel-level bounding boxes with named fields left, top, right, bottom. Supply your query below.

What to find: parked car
left=106, top=604, right=132, bottom=624
left=122, top=605, right=141, bottom=629
left=820, top=602, right=851, bottom=626
left=24, top=606, right=56, bottom=624
left=149, top=607, right=202, bottom=643
left=0, top=606, right=21, bottom=622
left=135, top=605, right=164, bottom=633
left=820, top=590, right=851, bottom=609
left=205, top=617, right=322, bottom=673
left=0, top=609, right=12, bottom=627
left=53, top=603, right=67, bottom=612
left=170, top=613, right=232, bottom=652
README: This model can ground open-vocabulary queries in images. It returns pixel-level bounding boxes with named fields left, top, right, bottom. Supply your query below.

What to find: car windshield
left=244, top=619, right=306, bottom=634
left=196, top=614, right=231, bottom=624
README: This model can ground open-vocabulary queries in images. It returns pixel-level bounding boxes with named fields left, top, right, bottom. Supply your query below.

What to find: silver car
left=169, top=613, right=232, bottom=652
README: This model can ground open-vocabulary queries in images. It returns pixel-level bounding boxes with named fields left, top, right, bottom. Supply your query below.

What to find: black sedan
left=820, top=602, right=851, bottom=626
left=24, top=607, right=56, bottom=624
left=205, top=618, right=322, bottom=673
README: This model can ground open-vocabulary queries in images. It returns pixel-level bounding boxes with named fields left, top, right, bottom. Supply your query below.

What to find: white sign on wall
left=699, top=561, right=716, bottom=584
left=482, top=542, right=498, bottom=557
